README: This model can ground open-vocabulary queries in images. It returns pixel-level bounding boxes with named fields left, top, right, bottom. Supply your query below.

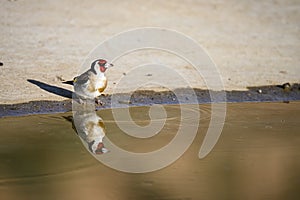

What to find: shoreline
left=1, top=83, right=299, bottom=118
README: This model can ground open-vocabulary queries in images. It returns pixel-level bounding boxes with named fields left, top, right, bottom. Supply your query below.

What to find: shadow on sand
left=27, top=79, right=73, bottom=99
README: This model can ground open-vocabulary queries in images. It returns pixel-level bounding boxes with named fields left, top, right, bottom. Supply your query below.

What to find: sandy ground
left=0, top=0, right=299, bottom=104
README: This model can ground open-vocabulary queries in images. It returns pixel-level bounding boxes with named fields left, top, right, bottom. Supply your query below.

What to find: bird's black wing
left=74, top=71, right=90, bottom=85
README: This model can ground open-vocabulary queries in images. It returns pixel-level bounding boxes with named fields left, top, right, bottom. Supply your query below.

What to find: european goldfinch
left=64, top=59, right=113, bottom=103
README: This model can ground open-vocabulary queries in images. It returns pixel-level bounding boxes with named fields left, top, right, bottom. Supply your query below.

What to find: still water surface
left=0, top=102, right=299, bottom=200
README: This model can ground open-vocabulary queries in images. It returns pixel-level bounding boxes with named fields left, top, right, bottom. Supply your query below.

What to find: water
left=0, top=102, right=299, bottom=200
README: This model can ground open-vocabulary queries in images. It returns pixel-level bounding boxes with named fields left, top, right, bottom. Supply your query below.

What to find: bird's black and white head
left=88, top=140, right=109, bottom=155
left=91, top=59, right=113, bottom=74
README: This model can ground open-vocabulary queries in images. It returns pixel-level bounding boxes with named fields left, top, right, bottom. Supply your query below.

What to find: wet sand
left=1, top=84, right=300, bottom=118
left=0, top=102, right=299, bottom=200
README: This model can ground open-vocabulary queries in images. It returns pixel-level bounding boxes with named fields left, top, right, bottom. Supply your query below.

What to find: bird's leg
left=73, top=93, right=96, bottom=109
left=95, top=96, right=104, bottom=106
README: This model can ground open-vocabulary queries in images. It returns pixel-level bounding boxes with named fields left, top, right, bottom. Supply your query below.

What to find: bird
left=63, top=59, right=113, bottom=104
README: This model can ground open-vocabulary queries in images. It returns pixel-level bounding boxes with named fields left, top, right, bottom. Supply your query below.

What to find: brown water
left=0, top=102, right=299, bottom=200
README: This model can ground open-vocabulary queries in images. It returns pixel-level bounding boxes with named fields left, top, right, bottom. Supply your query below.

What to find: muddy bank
left=0, top=83, right=299, bottom=118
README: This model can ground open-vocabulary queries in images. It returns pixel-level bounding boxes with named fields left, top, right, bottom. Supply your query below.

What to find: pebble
left=282, top=82, right=291, bottom=92
left=257, top=89, right=262, bottom=94
left=56, top=75, right=65, bottom=81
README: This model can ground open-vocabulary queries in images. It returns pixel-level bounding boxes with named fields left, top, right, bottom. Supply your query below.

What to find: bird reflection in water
left=65, top=98, right=109, bottom=155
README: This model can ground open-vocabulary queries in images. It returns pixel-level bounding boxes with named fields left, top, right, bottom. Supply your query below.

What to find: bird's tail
left=62, top=80, right=74, bottom=85
left=62, top=77, right=77, bottom=86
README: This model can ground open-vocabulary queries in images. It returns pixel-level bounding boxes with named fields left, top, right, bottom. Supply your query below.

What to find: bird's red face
left=98, top=59, right=113, bottom=72
left=95, top=142, right=106, bottom=154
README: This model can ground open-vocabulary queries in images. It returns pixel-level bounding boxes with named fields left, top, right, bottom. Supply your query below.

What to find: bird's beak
left=105, top=63, right=114, bottom=68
